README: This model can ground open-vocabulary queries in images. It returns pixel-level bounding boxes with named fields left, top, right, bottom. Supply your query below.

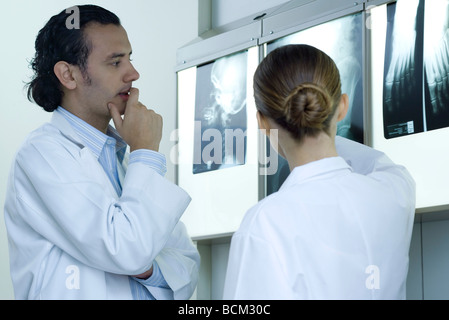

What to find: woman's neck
left=279, top=131, right=338, bottom=171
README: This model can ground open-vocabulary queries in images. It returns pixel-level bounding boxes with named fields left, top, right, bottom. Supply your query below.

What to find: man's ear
left=53, top=61, right=77, bottom=90
left=337, top=93, right=349, bottom=122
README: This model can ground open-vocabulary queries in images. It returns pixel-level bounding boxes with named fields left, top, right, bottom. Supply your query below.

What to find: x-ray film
left=193, top=51, right=248, bottom=174
left=383, top=0, right=449, bottom=139
left=265, top=13, right=364, bottom=195
left=267, top=13, right=364, bottom=143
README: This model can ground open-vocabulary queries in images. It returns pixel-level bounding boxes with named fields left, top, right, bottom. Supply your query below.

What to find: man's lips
left=119, top=93, right=129, bottom=101
left=118, top=89, right=131, bottom=101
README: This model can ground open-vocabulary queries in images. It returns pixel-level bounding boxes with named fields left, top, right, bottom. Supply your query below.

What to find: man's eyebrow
left=106, top=51, right=133, bottom=61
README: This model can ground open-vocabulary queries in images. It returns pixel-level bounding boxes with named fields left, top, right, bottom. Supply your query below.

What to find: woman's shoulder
left=236, top=190, right=296, bottom=236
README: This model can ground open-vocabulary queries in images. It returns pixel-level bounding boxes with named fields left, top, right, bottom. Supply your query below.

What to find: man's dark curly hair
left=26, top=5, right=121, bottom=112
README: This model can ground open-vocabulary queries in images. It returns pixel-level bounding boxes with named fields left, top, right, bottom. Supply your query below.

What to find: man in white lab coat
left=4, top=5, right=199, bottom=300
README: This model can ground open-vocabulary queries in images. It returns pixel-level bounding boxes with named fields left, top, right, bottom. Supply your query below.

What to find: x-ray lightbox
left=369, top=0, right=449, bottom=211
left=176, top=47, right=261, bottom=238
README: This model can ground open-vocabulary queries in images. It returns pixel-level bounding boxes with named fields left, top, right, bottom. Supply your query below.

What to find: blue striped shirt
left=57, top=107, right=169, bottom=300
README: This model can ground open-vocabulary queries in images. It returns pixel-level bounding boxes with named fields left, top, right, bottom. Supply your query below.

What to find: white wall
left=0, top=0, right=199, bottom=299
left=211, top=0, right=289, bottom=28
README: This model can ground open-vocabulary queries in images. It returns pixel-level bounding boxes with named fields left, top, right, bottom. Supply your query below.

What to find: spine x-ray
left=193, top=51, right=248, bottom=174
left=383, top=0, right=449, bottom=138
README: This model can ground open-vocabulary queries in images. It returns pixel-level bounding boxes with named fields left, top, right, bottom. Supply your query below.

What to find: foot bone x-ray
left=424, top=0, right=449, bottom=116
left=383, top=0, right=449, bottom=138
left=384, top=0, right=420, bottom=114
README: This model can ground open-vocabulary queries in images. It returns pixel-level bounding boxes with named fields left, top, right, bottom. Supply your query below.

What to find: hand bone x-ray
left=383, top=0, right=449, bottom=138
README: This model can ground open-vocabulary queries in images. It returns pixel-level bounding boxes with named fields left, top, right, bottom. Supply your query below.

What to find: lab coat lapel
left=79, top=148, right=120, bottom=199
left=51, top=109, right=121, bottom=199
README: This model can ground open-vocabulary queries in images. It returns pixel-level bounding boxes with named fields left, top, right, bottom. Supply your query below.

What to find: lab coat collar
left=50, top=108, right=87, bottom=149
left=50, top=109, right=126, bottom=199
left=51, top=108, right=127, bottom=158
left=55, top=107, right=127, bottom=163
left=51, top=112, right=122, bottom=199
left=280, top=156, right=352, bottom=191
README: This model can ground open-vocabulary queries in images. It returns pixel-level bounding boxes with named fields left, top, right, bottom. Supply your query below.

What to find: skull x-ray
left=383, top=0, right=449, bottom=138
left=193, top=51, right=248, bottom=174
left=265, top=13, right=364, bottom=195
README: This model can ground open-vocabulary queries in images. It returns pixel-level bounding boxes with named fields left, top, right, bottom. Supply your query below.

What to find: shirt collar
left=56, top=107, right=127, bottom=162
left=279, top=156, right=352, bottom=191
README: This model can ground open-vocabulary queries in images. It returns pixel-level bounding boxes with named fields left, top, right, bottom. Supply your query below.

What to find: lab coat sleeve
left=223, top=229, right=294, bottom=300
left=335, top=136, right=416, bottom=208
left=10, top=136, right=191, bottom=276
left=140, top=221, right=200, bottom=300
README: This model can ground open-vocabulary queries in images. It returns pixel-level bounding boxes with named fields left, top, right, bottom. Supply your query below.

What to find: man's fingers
left=127, top=87, right=140, bottom=108
left=108, top=87, right=163, bottom=151
left=108, top=102, right=123, bottom=130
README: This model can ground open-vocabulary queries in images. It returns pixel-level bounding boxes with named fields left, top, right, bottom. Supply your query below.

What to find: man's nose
left=124, top=62, right=140, bottom=82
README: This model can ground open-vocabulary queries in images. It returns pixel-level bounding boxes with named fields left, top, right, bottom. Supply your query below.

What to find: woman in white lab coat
left=223, top=44, right=416, bottom=300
